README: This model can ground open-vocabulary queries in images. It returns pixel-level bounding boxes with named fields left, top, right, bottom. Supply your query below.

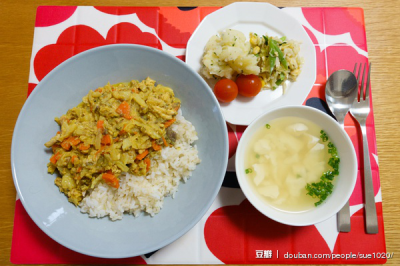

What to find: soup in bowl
left=235, top=106, right=357, bottom=226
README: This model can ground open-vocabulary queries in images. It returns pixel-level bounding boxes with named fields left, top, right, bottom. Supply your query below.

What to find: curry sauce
left=45, top=77, right=181, bottom=205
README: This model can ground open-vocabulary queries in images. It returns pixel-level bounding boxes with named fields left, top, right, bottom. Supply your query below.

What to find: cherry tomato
left=236, top=74, right=262, bottom=97
left=214, top=79, right=238, bottom=103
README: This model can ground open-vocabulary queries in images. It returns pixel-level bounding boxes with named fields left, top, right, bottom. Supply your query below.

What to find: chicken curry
left=45, top=77, right=180, bottom=205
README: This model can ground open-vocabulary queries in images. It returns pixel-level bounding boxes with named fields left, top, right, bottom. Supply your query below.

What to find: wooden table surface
left=1, top=0, right=399, bottom=265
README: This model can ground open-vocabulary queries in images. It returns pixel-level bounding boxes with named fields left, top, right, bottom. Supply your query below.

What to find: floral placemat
left=11, top=6, right=386, bottom=264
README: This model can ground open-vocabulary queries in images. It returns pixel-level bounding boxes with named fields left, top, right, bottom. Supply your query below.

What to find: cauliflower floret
left=201, top=29, right=260, bottom=79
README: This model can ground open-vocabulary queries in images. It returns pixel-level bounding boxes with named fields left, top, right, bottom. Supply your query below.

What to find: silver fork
left=350, top=63, right=378, bottom=234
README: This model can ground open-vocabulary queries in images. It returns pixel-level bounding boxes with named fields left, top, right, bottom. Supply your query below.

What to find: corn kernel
left=252, top=46, right=260, bottom=54
left=250, top=36, right=258, bottom=46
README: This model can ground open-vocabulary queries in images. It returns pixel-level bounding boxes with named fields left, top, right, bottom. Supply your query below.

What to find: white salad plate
left=186, top=2, right=317, bottom=125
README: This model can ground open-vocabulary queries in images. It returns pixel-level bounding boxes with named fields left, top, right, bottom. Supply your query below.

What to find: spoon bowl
left=325, top=70, right=358, bottom=125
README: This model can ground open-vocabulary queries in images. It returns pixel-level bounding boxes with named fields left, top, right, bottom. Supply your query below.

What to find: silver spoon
left=325, top=69, right=358, bottom=232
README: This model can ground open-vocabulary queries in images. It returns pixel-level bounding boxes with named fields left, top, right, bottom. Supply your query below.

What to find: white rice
left=79, top=111, right=200, bottom=220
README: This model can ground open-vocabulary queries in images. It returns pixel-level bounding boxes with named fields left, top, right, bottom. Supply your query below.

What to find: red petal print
left=326, top=45, right=367, bottom=79
left=94, top=7, right=160, bottom=29
left=158, top=7, right=198, bottom=48
left=303, top=8, right=366, bottom=47
left=35, top=6, right=77, bottom=27
left=11, top=200, right=146, bottom=264
left=302, top=8, right=324, bottom=35
left=106, top=23, right=161, bottom=48
left=159, top=7, right=199, bottom=36
left=34, top=23, right=162, bottom=81
left=27, top=83, right=37, bottom=97
left=324, top=8, right=366, bottom=46
left=34, top=25, right=105, bottom=81
left=204, top=200, right=332, bottom=264
left=227, top=124, right=238, bottom=159
left=333, top=202, right=386, bottom=264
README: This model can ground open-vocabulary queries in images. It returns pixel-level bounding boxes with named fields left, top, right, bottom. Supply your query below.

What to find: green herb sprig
left=305, top=131, right=340, bottom=206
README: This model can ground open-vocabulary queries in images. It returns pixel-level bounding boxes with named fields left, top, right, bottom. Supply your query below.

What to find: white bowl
left=235, top=105, right=357, bottom=226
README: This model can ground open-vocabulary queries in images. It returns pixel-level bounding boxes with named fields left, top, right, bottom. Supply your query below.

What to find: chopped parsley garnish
left=255, top=154, right=260, bottom=159
left=320, top=130, right=328, bottom=142
left=265, top=124, right=271, bottom=129
left=306, top=132, right=340, bottom=206
left=245, top=168, right=253, bottom=174
left=306, top=180, right=334, bottom=206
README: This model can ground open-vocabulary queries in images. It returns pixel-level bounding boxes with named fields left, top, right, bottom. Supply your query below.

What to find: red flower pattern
left=35, top=6, right=77, bottom=27
left=14, top=6, right=384, bottom=264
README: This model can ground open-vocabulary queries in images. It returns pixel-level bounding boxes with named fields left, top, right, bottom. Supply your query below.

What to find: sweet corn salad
left=201, top=29, right=304, bottom=91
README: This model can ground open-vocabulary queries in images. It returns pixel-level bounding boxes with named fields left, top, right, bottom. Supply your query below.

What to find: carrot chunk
left=102, top=172, right=119, bottom=188
left=144, top=157, right=151, bottom=172
left=97, top=120, right=104, bottom=129
left=70, top=155, right=77, bottom=163
left=136, top=149, right=149, bottom=160
left=61, top=139, right=71, bottom=151
left=152, top=140, right=162, bottom=151
left=116, top=101, right=130, bottom=116
left=101, top=134, right=112, bottom=145
left=68, top=136, right=81, bottom=146
left=50, top=152, right=61, bottom=164
left=78, top=143, right=90, bottom=150
left=164, top=118, right=176, bottom=128
left=61, top=136, right=81, bottom=150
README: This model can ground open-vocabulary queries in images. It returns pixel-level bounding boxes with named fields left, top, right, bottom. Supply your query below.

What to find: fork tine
left=353, top=63, right=362, bottom=102
left=357, top=63, right=362, bottom=84
left=360, top=63, right=367, bottom=100
left=365, top=63, right=371, bottom=100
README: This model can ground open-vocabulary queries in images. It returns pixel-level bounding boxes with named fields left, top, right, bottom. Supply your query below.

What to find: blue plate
left=11, top=44, right=228, bottom=258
